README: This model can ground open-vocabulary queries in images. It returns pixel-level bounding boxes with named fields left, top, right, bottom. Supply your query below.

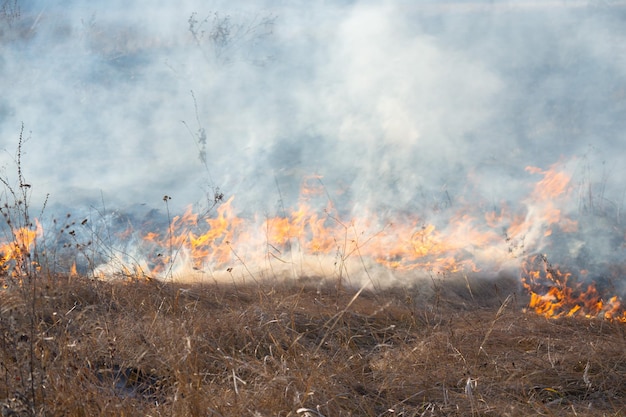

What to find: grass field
left=0, top=273, right=624, bottom=416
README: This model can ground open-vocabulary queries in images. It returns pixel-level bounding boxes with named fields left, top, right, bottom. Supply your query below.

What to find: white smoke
left=1, top=1, right=625, bottom=284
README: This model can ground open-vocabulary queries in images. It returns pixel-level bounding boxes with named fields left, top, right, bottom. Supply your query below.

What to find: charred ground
left=0, top=274, right=624, bottom=416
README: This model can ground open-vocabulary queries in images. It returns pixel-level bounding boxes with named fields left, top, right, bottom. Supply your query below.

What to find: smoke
left=1, top=1, right=626, bottom=282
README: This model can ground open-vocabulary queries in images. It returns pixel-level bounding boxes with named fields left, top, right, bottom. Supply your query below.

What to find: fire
left=142, top=196, right=243, bottom=274
left=0, top=159, right=619, bottom=323
left=136, top=192, right=491, bottom=278
left=0, top=221, right=43, bottom=279
left=512, top=163, right=626, bottom=322
left=504, top=163, right=578, bottom=243
left=521, top=254, right=626, bottom=322
left=364, top=217, right=492, bottom=273
left=70, top=261, right=78, bottom=278
left=265, top=203, right=338, bottom=253
left=525, top=165, right=571, bottom=201
left=108, top=161, right=621, bottom=322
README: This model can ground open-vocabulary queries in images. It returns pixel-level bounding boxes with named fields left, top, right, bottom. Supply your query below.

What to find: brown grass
left=0, top=273, right=624, bottom=416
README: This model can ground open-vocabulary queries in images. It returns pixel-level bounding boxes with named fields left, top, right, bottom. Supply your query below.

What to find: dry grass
left=0, top=273, right=624, bottom=416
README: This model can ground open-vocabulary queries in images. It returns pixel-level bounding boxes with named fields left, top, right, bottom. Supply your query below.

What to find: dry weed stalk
left=478, top=293, right=513, bottom=358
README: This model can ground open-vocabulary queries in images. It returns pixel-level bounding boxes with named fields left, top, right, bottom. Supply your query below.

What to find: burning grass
left=0, top=128, right=624, bottom=415
left=0, top=274, right=624, bottom=416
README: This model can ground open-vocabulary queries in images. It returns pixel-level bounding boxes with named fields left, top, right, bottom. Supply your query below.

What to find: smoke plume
left=1, top=1, right=626, bottom=287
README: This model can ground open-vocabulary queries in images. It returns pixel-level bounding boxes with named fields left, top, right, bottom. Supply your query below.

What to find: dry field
left=0, top=273, right=624, bottom=417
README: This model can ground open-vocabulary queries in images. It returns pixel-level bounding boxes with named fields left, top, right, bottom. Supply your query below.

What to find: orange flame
left=0, top=221, right=43, bottom=278
left=503, top=163, right=578, bottom=242
left=142, top=196, right=243, bottom=274
left=70, top=261, right=78, bottom=278
left=521, top=255, right=626, bottom=322
left=137, top=164, right=577, bottom=278
left=92, top=159, right=626, bottom=322
left=139, top=196, right=504, bottom=278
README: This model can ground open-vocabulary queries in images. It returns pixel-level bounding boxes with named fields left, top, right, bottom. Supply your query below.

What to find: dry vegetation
left=0, top=127, right=623, bottom=415
left=0, top=273, right=624, bottom=416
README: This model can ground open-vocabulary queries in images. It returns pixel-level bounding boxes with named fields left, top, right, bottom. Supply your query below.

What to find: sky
left=1, top=0, right=626, bottom=281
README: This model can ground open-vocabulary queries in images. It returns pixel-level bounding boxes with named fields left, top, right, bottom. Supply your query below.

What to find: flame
left=142, top=196, right=243, bottom=274
left=86, top=159, right=626, bottom=322
left=136, top=195, right=505, bottom=278
left=503, top=163, right=578, bottom=243
left=0, top=221, right=43, bottom=278
left=362, top=215, right=496, bottom=273
left=521, top=255, right=626, bottom=322
left=131, top=163, right=574, bottom=280
left=513, top=164, right=626, bottom=321
left=0, top=161, right=608, bottom=322
left=525, top=165, right=571, bottom=200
